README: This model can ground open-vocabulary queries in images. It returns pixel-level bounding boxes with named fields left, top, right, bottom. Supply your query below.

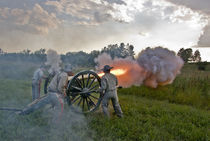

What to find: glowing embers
left=98, top=69, right=127, bottom=77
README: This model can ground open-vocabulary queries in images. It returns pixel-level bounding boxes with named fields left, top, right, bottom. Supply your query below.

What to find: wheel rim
left=67, top=70, right=102, bottom=113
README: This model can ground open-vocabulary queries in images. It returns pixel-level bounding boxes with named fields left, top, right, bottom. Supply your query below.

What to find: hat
left=64, top=64, right=72, bottom=72
left=101, top=65, right=113, bottom=72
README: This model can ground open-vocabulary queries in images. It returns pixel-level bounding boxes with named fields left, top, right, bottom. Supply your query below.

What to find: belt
left=106, top=89, right=116, bottom=92
left=48, top=89, right=58, bottom=93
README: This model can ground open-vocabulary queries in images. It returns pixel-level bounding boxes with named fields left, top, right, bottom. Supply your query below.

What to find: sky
left=0, top=0, right=209, bottom=61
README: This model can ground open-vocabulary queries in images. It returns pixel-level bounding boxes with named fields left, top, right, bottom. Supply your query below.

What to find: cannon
left=0, top=70, right=103, bottom=114
left=44, top=70, right=103, bottom=113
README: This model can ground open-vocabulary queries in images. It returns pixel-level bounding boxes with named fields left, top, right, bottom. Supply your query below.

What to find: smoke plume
left=95, top=47, right=184, bottom=88
left=137, top=47, right=184, bottom=88
left=95, top=53, right=147, bottom=87
left=45, top=49, right=62, bottom=74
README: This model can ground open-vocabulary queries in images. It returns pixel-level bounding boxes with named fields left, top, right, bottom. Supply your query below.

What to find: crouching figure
left=18, top=64, right=74, bottom=117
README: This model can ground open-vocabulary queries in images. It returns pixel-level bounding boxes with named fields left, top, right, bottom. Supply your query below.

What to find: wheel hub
left=81, top=88, right=90, bottom=97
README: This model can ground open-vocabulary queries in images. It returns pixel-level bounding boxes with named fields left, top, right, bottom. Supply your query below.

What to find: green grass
left=119, top=67, right=210, bottom=110
left=89, top=95, right=209, bottom=141
left=0, top=62, right=209, bottom=141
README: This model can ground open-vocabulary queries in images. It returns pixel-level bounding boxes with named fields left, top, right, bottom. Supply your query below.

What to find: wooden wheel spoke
left=88, top=77, right=96, bottom=88
left=87, top=96, right=96, bottom=107
left=89, top=84, right=99, bottom=91
left=71, top=95, right=81, bottom=104
left=85, top=98, right=90, bottom=110
left=71, top=86, right=82, bottom=91
left=82, top=74, right=85, bottom=88
left=77, top=97, right=83, bottom=106
left=87, top=89, right=100, bottom=94
left=86, top=73, right=91, bottom=87
left=82, top=98, right=85, bottom=111
left=75, top=78, right=83, bottom=88
left=89, top=94, right=99, bottom=100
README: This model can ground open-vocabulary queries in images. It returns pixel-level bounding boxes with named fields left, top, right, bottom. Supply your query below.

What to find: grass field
left=0, top=62, right=209, bottom=141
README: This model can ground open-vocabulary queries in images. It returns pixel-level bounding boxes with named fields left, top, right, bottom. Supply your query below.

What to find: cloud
left=165, top=0, right=210, bottom=47
left=0, top=4, right=60, bottom=34
left=0, top=0, right=209, bottom=61
left=165, top=0, right=210, bottom=15
left=197, top=22, right=210, bottom=47
left=45, top=0, right=130, bottom=25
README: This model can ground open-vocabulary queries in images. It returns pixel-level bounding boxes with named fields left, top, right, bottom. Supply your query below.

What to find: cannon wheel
left=66, top=70, right=103, bottom=113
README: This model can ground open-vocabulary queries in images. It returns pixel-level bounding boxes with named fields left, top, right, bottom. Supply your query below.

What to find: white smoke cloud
left=95, top=47, right=184, bottom=88
left=45, top=49, right=62, bottom=74
left=137, top=47, right=184, bottom=88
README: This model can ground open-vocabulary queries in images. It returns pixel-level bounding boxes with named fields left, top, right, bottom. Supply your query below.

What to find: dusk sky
left=0, top=0, right=209, bottom=61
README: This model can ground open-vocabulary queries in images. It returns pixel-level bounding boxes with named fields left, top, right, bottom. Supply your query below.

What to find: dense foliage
left=177, top=48, right=201, bottom=63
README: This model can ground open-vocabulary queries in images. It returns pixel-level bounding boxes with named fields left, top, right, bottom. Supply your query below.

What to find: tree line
left=0, top=43, right=135, bottom=67
left=0, top=45, right=206, bottom=67
left=0, top=45, right=205, bottom=66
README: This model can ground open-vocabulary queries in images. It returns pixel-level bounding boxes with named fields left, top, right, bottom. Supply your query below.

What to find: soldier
left=100, top=65, right=123, bottom=118
left=32, top=65, right=47, bottom=101
left=18, top=64, right=74, bottom=116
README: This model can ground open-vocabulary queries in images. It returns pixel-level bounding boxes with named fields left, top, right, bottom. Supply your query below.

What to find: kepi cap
left=101, top=65, right=113, bottom=71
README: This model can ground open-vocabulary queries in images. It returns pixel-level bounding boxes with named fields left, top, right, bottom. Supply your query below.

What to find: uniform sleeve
left=58, top=74, right=68, bottom=94
left=100, top=77, right=107, bottom=91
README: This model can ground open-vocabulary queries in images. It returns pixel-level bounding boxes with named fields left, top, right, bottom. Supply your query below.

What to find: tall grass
left=0, top=62, right=209, bottom=141
left=119, top=66, right=210, bottom=110
left=89, top=95, right=210, bottom=141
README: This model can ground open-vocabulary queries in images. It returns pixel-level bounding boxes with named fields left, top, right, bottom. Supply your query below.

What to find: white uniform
left=21, top=72, right=68, bottom=117
left=32, top=68, right=44, bottom=101
left=100, top=73, right=123, bottom=118
left=48, top=72, right=68, bottom=95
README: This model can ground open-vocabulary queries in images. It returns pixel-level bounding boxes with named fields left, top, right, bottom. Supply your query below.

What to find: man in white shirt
left=18, top=64, right=74, bottom=117
left=32, top=65, right=46, bottom=101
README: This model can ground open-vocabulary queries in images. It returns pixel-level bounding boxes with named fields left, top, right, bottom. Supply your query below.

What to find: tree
left=34, top=48, right=46, bottom=55
left=177, top=48, right=193, bottom=63
left=101, top=43, right=135, bottom=59
left=193, top=50, right=201, bottom=62
left=126, top=44, right=135, bottom=59
left=177, top=48, right=184, bottom=57
left=21, top=49, right=31, bottom=55
left=33, top=48, right=46, bottom=61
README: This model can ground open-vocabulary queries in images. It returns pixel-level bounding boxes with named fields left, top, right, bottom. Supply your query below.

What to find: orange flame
left=98, top=69, right=127, bottom=77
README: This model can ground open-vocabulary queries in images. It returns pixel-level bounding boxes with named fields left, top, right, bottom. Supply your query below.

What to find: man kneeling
left=18, top=64, right=74, bottom=117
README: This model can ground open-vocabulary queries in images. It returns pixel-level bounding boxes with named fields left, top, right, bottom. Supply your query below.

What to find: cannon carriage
left=44, top=70, right=103, bottom=113
left=0, top=70, right=103, bottom=114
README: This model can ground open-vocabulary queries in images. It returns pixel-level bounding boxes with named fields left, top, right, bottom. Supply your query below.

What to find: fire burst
left=98, top=69, right=127, bottom=77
